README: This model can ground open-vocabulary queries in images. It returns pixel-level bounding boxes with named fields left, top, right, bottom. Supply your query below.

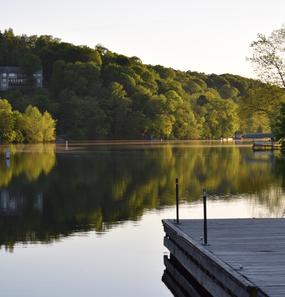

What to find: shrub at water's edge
left=0, top=99, right=56, bottom=143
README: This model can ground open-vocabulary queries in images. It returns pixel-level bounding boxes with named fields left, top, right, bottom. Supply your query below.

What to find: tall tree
left=0, top=99, right=16, bottom=143
left=22, top=106, right=55, bottom=142
left=249, top=26, right=285, bottom=87
left=41, top=111, right=56, bottom=142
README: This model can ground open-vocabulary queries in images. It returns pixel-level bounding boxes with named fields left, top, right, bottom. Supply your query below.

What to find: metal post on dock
left=203, top=189, right=208, bottom=245
left=176, top=178, right=179, bottom=224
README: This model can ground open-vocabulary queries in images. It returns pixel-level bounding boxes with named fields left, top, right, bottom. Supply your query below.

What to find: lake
left=0, top=141, right=284, bottom=297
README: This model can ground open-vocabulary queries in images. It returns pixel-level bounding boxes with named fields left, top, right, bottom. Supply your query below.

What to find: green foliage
left=239, top=84, right=285, bottom=133
left=186, top=81, right=203, bottom=94
left=2, top=29, right=284, bottom=140
left=274, top=103, right=285, bottom=139
left=202, top=98, right=239, bottom=138
left=13, top=111, right=25, bottom=142
left=22, top=106, right=44, bottom=143
left=0, top=99, right=56, bottom=143
left=0, top=111, right=16, bottom=142
left=219, top=85, right=239, bottom=99
left=19, top=53, right=41, bottom=78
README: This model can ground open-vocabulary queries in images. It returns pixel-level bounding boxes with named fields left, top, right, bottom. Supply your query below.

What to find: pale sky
left=0, top=0, right=284, bottom=78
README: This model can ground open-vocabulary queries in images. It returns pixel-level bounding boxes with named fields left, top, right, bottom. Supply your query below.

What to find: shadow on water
left=1, top=142, right=285, bottom=251
left=162, top=255, right=213, bottom=297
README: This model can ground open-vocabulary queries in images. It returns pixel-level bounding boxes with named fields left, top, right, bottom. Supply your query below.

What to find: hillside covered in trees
left=1, top=28, right=284, bottom=140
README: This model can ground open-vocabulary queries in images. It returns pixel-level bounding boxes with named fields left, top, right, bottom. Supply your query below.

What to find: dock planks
left=162, top=219, right=285, bottom=297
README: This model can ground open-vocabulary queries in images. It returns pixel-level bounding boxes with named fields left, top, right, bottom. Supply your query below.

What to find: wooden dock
left=162, top=219, right=285, bottom=297
left=252, top=141, right=282, bottom=151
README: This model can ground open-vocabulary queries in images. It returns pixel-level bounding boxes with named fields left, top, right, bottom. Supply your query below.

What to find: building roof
left=0, top=66, right=42, bottom=74
left=0, top=66, right=21, bottom=73
left=242, top=133, right=273, bottom=139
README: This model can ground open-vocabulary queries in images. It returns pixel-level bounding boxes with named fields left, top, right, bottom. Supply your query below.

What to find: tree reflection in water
left=0, top=143, right=284, bottom=251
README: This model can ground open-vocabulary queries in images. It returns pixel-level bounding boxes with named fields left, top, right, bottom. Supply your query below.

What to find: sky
left=0, top=0, right=284, bottom=78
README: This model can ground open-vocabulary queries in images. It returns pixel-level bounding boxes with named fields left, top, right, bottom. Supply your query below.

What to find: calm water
left=0, top=142, right=285, bottom=297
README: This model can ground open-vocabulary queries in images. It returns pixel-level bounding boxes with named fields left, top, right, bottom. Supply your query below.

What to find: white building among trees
left=0, top=66, right=43, bottom=91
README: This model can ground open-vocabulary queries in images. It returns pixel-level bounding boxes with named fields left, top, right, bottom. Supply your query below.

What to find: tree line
left=1, top=28, right=285, bottom=140
left=0, top=99, right=55, bottom=143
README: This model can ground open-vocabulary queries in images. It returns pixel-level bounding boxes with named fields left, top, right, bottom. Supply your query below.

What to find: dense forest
left=1, top=28, right=284, bottom=140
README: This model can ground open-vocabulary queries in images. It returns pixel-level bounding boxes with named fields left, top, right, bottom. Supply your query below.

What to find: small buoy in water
left=239, top=264, right=243, bottom=270
left=200, top=237, right=203, bottom=241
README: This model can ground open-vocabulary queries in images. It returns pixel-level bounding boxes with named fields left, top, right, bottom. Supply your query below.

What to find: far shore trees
left=0, top=99, right=56, bottom=143
left=2, top=28, right=285, bottom=140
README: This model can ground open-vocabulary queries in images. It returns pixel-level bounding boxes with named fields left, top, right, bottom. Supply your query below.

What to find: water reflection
left=0, top=143, right=285, bottom=251
left=0, top=144, right=56, bottom=187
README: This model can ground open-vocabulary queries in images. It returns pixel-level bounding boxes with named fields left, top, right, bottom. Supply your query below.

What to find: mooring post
left=203, top=189, right=208, bottom=245
left=176, top=178, right=179, bottom=224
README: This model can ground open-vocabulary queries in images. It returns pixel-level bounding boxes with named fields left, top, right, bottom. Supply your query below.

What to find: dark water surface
left=0, top=142, right=284, bottom=297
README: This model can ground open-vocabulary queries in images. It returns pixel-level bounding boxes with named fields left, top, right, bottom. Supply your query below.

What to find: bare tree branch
left=249, top=26, right=285, bottom=88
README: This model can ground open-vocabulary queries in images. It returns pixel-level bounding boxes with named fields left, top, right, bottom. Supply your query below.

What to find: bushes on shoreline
left=0, top=99, right=56, bottom=143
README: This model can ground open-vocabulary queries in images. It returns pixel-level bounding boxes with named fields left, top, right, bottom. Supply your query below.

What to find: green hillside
left=1, top=28, right=284, bottom=140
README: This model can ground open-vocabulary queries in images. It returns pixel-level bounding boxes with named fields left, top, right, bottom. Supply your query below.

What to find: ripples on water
left=0, top=141, right=284, bottom=297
